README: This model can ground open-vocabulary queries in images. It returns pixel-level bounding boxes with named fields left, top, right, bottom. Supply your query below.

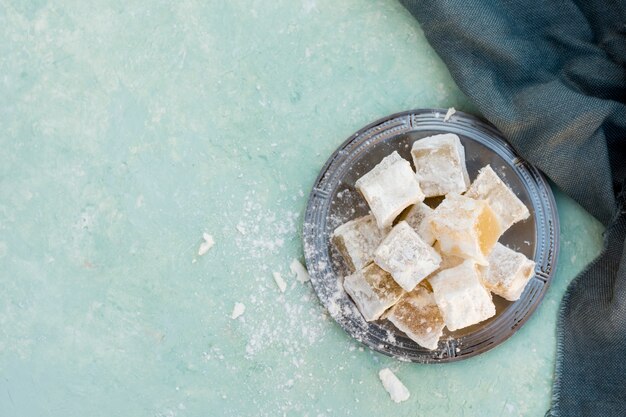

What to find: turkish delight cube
left=374, top=221, right=441, bottom=291
left=332, top=214, right=388, bottom=272
left=480, top=242, right=536, bottom=301
left=411, top=134, right=470, bottom=197
left=429, top=260, right=496, bottom=331
left=355, top=151, right=424, bottom=229
left=387, top=285, right=445, bottom=350
left=399, top=202, right=435, bottom=245
left=465, top=165, right=530, bottom=232
left=343, top=263, right=405, bottom=321
left=427, top=193, right=501, bottom=265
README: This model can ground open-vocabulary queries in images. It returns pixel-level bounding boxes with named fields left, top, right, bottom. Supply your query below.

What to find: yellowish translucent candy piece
left=465, top=165, right=530, bottom=232
left=480, top=242, right=536, bottom=301
left=332, top=214, right=388, bottom=272
left=411, top=134, right=470, bottom=197
left=433, top=242, right=464, bottom=271
left=374, top=221, right=441, bottom=291
left=399, top=202, right=435, bottom=245
left=343, top=263, right=405, bottom=322
left=428, top=194, right=501, bottom=265
left=355, top=151, right=425, bottom=229
left=429, top=260, right=496, bottom=331
left=387, top=285, right=445, bottom=350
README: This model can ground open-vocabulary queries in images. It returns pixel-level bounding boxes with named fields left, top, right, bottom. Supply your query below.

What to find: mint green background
left=0, top=1, right=604, bottom=416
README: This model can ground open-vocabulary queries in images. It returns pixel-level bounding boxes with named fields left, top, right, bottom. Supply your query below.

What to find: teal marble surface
left=0, top=1, right=604, bottom=416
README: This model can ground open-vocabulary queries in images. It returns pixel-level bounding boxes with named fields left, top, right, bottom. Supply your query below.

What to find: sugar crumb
left=273, top=272, right=287, bottom=292
left=231, top=302, right=246, bottom=319
left=443, top=107, right=456, bottom=122
left=378, top=368, right=410, bottom=403
left=198, top=233, right=215, bottom=256
left=290, top=259, right=310, bottom=283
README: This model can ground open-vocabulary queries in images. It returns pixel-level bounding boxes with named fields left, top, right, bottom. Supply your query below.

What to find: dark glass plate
left=303, top=109, right=559, bottom=363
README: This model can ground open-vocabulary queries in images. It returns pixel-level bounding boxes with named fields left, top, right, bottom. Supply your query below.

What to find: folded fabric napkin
left=399, top=1, right=626, bottom=415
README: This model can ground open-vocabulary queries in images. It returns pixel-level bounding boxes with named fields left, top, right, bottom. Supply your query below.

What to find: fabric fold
left=399, top=0, right=626, bottom=415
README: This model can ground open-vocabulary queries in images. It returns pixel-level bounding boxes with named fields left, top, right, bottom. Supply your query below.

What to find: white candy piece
left=411, top=134, right=470, bottom=197
left=443, top=107, right=456, bottom=122
left=374, top=221, right=441, bottom=292
left=387, top=285, right=445, bottom=350
left=355, top=151, right=425, bottom=229
left=480, top=243, right=536, bottom=301
left=289, top=258, right=310, bottom=283
left=231, top=302, right=246, bottom=319
left=427, top=193, right=501, bottom=265
left=273, top=272, right=287, bottom=293
left=332, top=214, right=388, bottom=272
left=465, top=165, right=530, bottom=232
left=378, top=368, right=410, bottom=403
left=198, top=233, right=215, bottom=256
left=343, top=263, right=405, bottom=322
left=429, top=260, right=496, bottom=331
left=400, top=202, right=435, bottom=245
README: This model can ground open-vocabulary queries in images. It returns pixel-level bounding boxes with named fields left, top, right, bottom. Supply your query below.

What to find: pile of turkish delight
left=333, top=134, right=535, bottom=350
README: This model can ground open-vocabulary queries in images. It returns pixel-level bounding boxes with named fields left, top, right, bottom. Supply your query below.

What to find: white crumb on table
left=236, top=224, right=246, bottom=235
left=289, top=259, right=310, bottom=283
left=378, top=368, right=410, bottom=403
left=198, top=233, right=215, bottom=256
left=231, top=302, right=246, bottom=319
left=273, top=272, right=287, bottom=292
left=443, top=107, right=456, bottom=122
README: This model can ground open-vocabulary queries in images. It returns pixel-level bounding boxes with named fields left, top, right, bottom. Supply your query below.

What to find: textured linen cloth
left=398, top=1, right=626, bottom=415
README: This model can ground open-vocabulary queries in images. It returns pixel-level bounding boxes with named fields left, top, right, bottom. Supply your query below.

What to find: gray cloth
left=398, top=0, right=626, bottom=415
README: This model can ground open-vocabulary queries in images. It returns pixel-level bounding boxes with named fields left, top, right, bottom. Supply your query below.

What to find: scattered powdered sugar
left=443, top=107, right=456, bottom=122
left=378, top=368, right=410, bottom=403
left=210, top=189, right=330, bottom=367
left=231, top=302, right=246, bottom=319
left=198, top=233, right=215, bottom=256
left=233, top=192, right=299, bottom=260
left=244, top=296, right=328, bottom=359
left=273, top=272, right=287, bottom=293
left=290, top=258, right=310, bottom=283
left=202, top=345, right=224, bottom=361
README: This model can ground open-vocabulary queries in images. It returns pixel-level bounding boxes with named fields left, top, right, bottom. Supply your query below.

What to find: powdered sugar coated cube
left=387, top=285, right=445, bottom=350
left=411, top=134, right=470, bottom=197
left=374, top=221, right=441, bottom=291
left=332, top=214, right=388, bottom=272
left=480, top=242, right=536, bottom=301
left=465, top=165, right=530, bottom=232
left=355, top=151, right=424, bottom=229
left=429, top=260, right=496, bottom=331
left=343, top=263, right=405, bottom=321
